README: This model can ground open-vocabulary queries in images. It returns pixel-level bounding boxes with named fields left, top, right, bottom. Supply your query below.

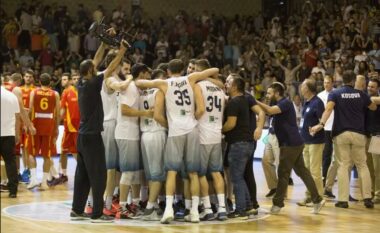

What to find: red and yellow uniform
left=60, top=86, right=80, bottom=154
left=29, top=88, right=57, bottom=157
left=20, top=85, right=35, bottom=150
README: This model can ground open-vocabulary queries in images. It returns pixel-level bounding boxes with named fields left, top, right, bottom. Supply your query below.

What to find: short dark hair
left=304, top=79, right=317, bottom=93
left=195, top=59, right=210, bottom=71
left=231, top=75, right=245, bottom=93
left=79, top=59, right=94, bottom=76
left=270, top=82, right=286, bottom=96
left=62, top=72, right=71, bottom=80
left=168, top=59, right=184, bottom=74
left=40, top=73, right=51, bottom=86
left=188, top=59, right=196, bottom=65
left=157, top=63, right=168, bottom=73
left=342, top=70, right=356, bottom=84
left=151, top=69, right=166, bottom=80
left=369, top=78, right=380, bottom=88
left=131, top=63, right=149, bottom=79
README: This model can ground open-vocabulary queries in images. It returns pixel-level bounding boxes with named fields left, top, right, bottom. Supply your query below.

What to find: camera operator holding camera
left=70, top=28, right=129, bottom=222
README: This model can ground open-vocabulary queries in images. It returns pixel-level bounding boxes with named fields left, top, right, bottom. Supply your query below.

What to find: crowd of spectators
left=1, top=1, right=380, bottom=98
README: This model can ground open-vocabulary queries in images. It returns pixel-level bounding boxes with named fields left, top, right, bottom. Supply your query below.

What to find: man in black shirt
left=222, top=75, right=255, bottom=219
left=70, top=40, right=128, bottom=222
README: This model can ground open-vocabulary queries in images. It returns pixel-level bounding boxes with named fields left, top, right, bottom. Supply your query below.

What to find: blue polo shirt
left=273, top=97, right=304, bottom=147
left=328, top=85, right=372, bottom=137
left=300, top=95, right=325, bottom=144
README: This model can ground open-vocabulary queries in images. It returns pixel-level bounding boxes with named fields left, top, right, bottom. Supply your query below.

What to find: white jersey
left=115, top=81, right=140, bottom=140
left=165, top=76, right=197, bottom=137
left=139, top=88, right=166, bottom=133
left=198, top=81, right=225, bottom=144
left=317, top=89, right=334, bottom=131
left=101, top=79, right=118, bottom=122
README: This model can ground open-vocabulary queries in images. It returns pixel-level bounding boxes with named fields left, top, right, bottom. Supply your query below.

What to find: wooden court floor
left=1, top=158, right=379, bottom=233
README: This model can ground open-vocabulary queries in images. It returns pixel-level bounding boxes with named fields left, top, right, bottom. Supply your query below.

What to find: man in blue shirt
left=257, top=82, right=325, bottom=214
left=311, top=70, right=377, bottom=209
left=297, top=79, right=325, bottom=206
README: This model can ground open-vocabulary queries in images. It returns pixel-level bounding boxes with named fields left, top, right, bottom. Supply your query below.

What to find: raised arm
left=103, top=40, right=128, bottom=79
left=153, top=90, right=168, bottom=128
left=93, top=42, right=108, bottom=69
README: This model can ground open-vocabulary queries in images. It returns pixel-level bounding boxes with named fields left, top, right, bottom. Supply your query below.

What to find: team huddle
left=2, top=37, right=379, bottom=224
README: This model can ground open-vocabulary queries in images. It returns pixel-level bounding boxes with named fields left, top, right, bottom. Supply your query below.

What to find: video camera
left=88, top=17, right=134, bottom=48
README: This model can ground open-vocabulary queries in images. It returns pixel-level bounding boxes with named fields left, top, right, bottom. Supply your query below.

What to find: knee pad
left=120, top=172, right=134, bottom=185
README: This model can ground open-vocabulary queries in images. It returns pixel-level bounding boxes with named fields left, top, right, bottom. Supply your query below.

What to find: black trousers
left=273, top=145, right=322, bottom=207
left=244, top=142, right=259, bottom=209
left=322, top=131, right=333, bottom=179
left=0, top=136, right=18, bottom=195
left=72, top=134, right=106, bottom=219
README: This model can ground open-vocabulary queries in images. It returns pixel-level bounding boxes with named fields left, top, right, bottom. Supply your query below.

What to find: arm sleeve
left=327, top=91, right=337, bottom=103
left=277, top=99, right=291, bottom=113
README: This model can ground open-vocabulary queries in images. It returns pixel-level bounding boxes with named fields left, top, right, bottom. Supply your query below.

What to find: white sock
left=146, top=201, right=155, bottom=210
left=30, top=168, right=37, bottom=180
left=87, top=196, right=93, bottom=207
left=175, top=194, right=183, bottom=202
left=140, top=186, right=148, bottom=201
left=217, top=194, right=226, bottom=212
left=132, top=198, right=140, bottom=205
left=47, top=172, right=52, bottom=181
left=201, top=196, right=211, bottom=209
left=42, top=172, right=49, bottom=183
left=105, top=196, right=113, bottom=210
left=191, top=196, right=199, bottom=213
left=120, top=201, right=128, bottom=210
left=185, top=199, right=192, bottom=210
left=49, top=161, right=59, bottom=178
left=165, top=195, right=174, bottom=211
left=62, top=169, right=67, bottom=176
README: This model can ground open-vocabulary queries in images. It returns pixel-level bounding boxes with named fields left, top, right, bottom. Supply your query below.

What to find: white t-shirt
left=115, top=82, right=140, bottom=140
left=1, top=86, right=20, bottom=136
left=165, top=76, right=197, bottom=137
left=139, top=88, right=166, bottom=133
left=317, top=89, right=334, bottom=131
left=101, top=79, right=118, bottom=122
left=197, top=81, right=225, bottom=144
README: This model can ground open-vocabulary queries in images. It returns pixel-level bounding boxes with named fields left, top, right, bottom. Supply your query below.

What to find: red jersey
left=60, top=86, right=80, bottom=132
left=20, top=85, right=35, bottom=108
left=31, top=88, right=57, bottom=136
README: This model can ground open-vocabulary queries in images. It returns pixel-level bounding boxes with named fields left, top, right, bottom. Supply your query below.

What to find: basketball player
left=115, top=63, right=153, bottom=219
left=27, top=73, right=60, bottom=190
left=59, top=73, right=80, bottom=183
left=193, top=59, right=227, bottom=221
left=135, top=59, right=219, bottom=224
left=19, top=70, right=36, bottom=183
left=101, top=56, right=132, bottom=216
left=140, top=69, right=168, bottom=221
